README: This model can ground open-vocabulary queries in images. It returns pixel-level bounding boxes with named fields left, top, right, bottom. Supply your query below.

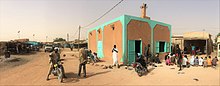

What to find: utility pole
left=78, top=25, right=81, bottom=51
left=33, top=34, right=35, bottom=41
left=46, top=36, right=48, bottom=42
left=18, top=30, right=20, bottom=39
left=67, top=33, right=69, bottom=42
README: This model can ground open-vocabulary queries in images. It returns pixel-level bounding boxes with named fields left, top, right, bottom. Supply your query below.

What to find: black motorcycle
left=132, top=62, right=147, bottom=77
left=52, top=62, right=63, bottom=82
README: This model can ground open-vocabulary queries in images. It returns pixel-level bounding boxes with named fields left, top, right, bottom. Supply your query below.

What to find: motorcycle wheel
left=138, top=73, right=142, bottom=77
left=57, top=68, right=63, bottom=83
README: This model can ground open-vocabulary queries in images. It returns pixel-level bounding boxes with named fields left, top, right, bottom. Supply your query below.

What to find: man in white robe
left=112, top=45, right=118, bottom=67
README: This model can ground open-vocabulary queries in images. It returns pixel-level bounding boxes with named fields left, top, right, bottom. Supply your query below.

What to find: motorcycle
left=52, top=62, right=63, bottom=82
left=132, top=62, right=147, bottom=77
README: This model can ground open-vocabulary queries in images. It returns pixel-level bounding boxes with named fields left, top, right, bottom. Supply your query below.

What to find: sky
left=0, top=0, right=219, bottom=42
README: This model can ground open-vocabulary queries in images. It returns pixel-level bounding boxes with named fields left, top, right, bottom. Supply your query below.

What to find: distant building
left=87, top=3, right=171, bottom=64
left=217, top=36, right=220, bottom=58
left=0, top=41, right=7, bottom=55
left=183, top=32, right=213, bottom=55
left=14, top=38, right=29, bottom=42
left=172, top=35, right=184, bottom=50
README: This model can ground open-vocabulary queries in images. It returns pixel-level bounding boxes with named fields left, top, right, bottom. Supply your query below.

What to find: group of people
left=46, top=43, right=219, bottom=81
left=166, top=44, right=219, bottom=70
left=87, top=50, right=100, bottom=64
left=165, top=53, right=176, bottom=66
left=187, top=55, right=219, bottom=68
left=46, top=46, right=104, bottom=81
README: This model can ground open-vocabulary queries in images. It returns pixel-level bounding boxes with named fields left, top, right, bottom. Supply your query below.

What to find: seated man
left=136, top=53, right=147, bottom=69
left=93, top=52, right=100, bottom=62
left=87, top=50, right=96, bottom=63
left=154, top=53, right=161, bottom=64
left=46, top=49, right=67, bottom=81
left=212, top=56, right=218, bottom=67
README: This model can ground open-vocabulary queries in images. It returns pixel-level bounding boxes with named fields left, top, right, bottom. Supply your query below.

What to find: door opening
left=135, top=40, right=141, bottom=54
left=159, top=42, right=165, bottom=52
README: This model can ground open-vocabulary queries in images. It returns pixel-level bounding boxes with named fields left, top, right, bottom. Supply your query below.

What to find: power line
left=72, top=29, right=78, bottom=39
left=81, top=0, right=124, bottom=29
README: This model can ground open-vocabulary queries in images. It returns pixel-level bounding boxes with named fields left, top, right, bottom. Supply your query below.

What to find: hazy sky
left=0, top=0, right=219, bottom=42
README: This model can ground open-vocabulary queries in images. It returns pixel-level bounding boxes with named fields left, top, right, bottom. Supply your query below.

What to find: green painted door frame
left=128, top=40, right=142, bottom=64
left=97, top=41, right=104, bottom=58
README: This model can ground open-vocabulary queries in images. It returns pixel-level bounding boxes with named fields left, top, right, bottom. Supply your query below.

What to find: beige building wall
left=88, top=30, right=97, bottom=52
left=153, top=24, right=171, bottom=60
left=103, top=21, right=123, bottom=63
left=127, top=20, right=151, bottom=54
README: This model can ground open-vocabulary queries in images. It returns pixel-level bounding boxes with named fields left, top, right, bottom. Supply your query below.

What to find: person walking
left=176, top=44, right=182, bottom=71
left=78, top=48, right=88, bottom=78
left=112, top=45, right=119, bottom=68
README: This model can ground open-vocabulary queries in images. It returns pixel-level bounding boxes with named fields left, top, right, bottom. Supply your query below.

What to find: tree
left=215, top=33, right=220, bottom=43
left=53, top=38, right=66, bottom=42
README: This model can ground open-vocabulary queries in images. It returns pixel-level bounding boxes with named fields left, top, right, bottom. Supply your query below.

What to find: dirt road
left=0, top=49, right=219, bottom=85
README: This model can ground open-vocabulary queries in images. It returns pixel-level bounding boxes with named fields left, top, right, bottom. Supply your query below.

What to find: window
left=159, top=42, right=165, bottom=52
left=155, top=41, right=170, bottom=53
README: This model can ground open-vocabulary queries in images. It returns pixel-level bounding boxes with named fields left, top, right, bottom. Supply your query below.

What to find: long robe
left=112, top=48, right=118, bottom=65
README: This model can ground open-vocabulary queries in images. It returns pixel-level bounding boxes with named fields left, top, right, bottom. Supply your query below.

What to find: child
left=166, top=56, right=171, bottom=66
left=194, top=56, right=199, bottom=67
left=203, top=57, right=208, bottom=68
left=207, top=56, right=212, bottom=67
left=190, top=55, right=195, bottom=66
left=199, top=57, right=203, bottom=66
left=212, top=56, right=219, bottom=68
left=182, top=55, right=188, bottom=68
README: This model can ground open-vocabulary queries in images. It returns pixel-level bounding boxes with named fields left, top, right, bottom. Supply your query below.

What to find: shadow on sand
left=86, top=70, right=111, bottom=78
left=144, top=67, right=155, bottom=76
left=63, top=72, right=80, bottom=83
left=63, top=70, right=111, bottom=83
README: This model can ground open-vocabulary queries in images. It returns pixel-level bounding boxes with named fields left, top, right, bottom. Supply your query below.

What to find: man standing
left=191, top=44, right=195, bottom=55
left=144, top=44, right=151, bottom=63
left=112, top=45, right=119, bottom=67
left=78, top=48, right=87, bottom=78
left=176, top=44, right=182, bottom=71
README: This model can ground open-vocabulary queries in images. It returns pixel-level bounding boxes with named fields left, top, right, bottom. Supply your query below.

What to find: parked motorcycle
left=132, top=62, right=147, bottom=77
left=52, top=62, right=63, bottom=82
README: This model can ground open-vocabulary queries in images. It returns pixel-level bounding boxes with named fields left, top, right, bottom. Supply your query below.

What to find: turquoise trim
left=88, top=15, right=125, bottom=33
left=96, top=28, right=104, bottom=58
left=123, top=15, right=171, bottom=55
left=121, top=15, right=126, bottom=63
left=123, top=15, right=171, bottom=31
left=128, top=40, right=135, bottom=64
left=97, top=41, right=104, bottom=58
left=88, top=16, right=124, bottom=57
left=170, top=26, right=172, bottom=52
left=140, top=40, right=142, bottom=54
left=87, top=14, right=172, bottom=64
left=164, top=42, right=167, bottom=52
left=151, top=24, right=154, bottom=55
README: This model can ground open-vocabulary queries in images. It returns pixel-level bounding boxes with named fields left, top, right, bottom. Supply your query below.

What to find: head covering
left=137, top=53, right=141, bottom=58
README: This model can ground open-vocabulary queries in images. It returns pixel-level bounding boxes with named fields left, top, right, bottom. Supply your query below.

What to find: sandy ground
left=0, top=48, right=219, bottom=85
